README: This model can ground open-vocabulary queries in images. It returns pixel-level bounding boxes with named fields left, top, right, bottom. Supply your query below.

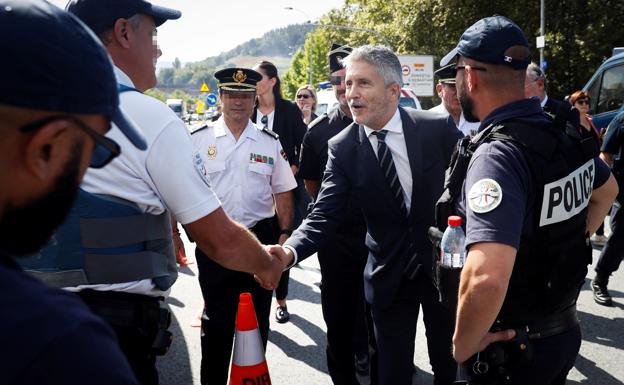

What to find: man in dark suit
left=525, top=62, right=571, bottom=118
left=266, top=45, right=462, bottom=385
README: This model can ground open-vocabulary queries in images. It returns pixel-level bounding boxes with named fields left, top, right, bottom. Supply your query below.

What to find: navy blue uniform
left=595, top=111, right=624, bottom=280
left=0, top=250, right=138, bottom=385
left=299, top=107, right=373, bottom=385
left=457, top=99, right=610, bottom=384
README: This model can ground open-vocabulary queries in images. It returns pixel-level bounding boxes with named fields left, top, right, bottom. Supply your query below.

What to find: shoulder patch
left=468, top=178, right=503, bottom=214
left=261, top=127, right=279, bottom=140
left=191, top=124, right=209, bottom=135
left=308, top=113, right=329, bottom=129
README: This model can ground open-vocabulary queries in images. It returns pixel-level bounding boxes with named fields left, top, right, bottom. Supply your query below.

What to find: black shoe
left=275, top=305, right=290, bottom=323
left=355, top=351, right=370, bottom=376
left=592, top=279, right=613, bottom=306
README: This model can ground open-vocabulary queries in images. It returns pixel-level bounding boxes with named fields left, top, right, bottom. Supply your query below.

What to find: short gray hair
left=526, top=62, right=546, bottom=83
left=342, top=45, right=403, bottom=88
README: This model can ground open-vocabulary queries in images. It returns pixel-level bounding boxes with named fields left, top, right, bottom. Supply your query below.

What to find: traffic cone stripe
left=232, top=329, right=265, bottom=366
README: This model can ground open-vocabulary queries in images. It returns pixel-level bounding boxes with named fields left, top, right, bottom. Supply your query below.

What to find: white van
left=166, top=98, right=187, bottom=119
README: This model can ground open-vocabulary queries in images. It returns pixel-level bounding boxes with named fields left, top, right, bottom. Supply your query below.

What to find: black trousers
left=78, top=290, right=163, bottom=385
left=371, top=276, right=456, bottom=385
left=596, top=201, right=624, bottom=277
left=196, top=216, right=278, bottom=385
left=275, top=178, right=310, bottom=301
left=318, top=233, right=373, bottom=385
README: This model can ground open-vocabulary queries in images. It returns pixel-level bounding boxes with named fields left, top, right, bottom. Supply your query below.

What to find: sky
left=47, top=0, right=345, bottom=63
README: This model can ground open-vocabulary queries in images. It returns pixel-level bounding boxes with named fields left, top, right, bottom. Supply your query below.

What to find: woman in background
left=253, top=61, right=308, bottom=323
left=570, top=90, right=607, bottom=245
left=295, top=84, right=318, bottom=125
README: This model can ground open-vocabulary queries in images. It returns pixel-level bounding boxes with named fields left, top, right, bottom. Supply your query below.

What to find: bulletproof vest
left=19, top=84, right=178, bottom=291
left=20, top=188, right=177, bottom=290
left=434, top=115, right=597, bottom=323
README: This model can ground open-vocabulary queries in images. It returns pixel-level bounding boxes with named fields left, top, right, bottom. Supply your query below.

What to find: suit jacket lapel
left=400, top=108, right=423, bottom=222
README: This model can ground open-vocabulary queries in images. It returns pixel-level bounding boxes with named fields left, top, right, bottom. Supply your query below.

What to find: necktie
left=372, top=130, right=407, bottom=217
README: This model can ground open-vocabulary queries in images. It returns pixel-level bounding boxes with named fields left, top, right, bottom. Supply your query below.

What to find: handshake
left=254, top=244, right=295, bottom=290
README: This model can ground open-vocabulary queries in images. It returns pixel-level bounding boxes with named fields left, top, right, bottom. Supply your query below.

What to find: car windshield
left=399, top=97, right=416, bottom=109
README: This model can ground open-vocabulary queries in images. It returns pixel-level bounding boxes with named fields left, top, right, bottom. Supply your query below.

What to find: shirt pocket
left=205, top=160, right=226, bottom=174
left=248, top=163, right=273, bottom=197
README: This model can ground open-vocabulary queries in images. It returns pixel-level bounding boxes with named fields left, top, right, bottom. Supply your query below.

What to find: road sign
left=398, top=55, right=434, bottom=97
left=196, top=100, right=205, bottom=114
left=206, top=93, right=218, bottom=106
left=200, top=82, right=210, bottom=92
left=536, top=35, right=545, bottom=49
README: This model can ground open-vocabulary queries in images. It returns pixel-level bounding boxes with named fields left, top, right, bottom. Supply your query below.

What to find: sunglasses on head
left=330, top=75, right=345, bottom=85
left=20, top=114, right=120, bottom=168
left=576, top=99, right=590, bottom=105
left=296, top=93, right=311, bottom=99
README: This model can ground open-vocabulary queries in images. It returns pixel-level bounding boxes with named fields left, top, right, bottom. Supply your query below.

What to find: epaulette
left=261, top=127, right=279, bottom=140
left=190, top=124, right=209, bottom=135
left=308, top=113, right=329, bottom=129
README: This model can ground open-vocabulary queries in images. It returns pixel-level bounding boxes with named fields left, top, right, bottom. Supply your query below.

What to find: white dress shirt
left=255, top=110, right=275, bottom=131
left=363, top=108, right=412, bottom=211
left=192, top=118, right=297, bottom=228
left=428, top=103, right=479, bottom=136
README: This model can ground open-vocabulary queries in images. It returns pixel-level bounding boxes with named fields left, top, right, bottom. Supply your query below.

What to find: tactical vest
left=433, top=115, right=597, bottom=324
left=19, top=85, right=177, bottom=291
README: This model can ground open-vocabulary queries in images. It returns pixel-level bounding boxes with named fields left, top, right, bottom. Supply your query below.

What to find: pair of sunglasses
left=20, top=114, right=120, bottom=168
left=576, top=99, right=590, bottom=105
left=296, top=94, right=311, bottom=99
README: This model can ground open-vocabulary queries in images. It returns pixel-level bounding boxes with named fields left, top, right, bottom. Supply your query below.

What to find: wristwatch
left=279, top=229, right=293, bottom=236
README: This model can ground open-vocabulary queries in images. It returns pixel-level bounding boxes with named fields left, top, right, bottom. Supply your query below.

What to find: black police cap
left=441, top=15, right=530, bottom=70
left=66, top=0, right=181, bottom=34
left=215, top=68, right=263, bottom=92
left=435, top=64, right=457, bottom=84
left=328, top=43, right=353, bottom=73
left=0, top=0, right=145, bottom=149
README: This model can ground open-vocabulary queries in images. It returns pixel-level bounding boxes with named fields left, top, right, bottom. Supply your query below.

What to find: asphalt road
left=157, top=230, right=624, bottom=385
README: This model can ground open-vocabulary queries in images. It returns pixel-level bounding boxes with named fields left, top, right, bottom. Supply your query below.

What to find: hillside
left=157, top=24, right=313, bottom=93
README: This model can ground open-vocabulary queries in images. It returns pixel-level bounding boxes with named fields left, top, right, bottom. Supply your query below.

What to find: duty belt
left=495, top=305, right=579, bottom=340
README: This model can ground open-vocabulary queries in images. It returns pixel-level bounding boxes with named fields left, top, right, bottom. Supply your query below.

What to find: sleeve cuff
left=283, top=245, right=298, bottom=270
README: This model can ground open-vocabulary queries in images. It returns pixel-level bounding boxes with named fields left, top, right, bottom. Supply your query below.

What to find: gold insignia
left=207, top=145, right=217, bottom=160
left=233, top=70, right=247, bottom=84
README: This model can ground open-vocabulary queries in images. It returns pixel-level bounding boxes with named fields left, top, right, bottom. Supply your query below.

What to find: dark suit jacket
left=253, top=98, right=307, bottom=167
left=284, top=107, right=461, bottom=308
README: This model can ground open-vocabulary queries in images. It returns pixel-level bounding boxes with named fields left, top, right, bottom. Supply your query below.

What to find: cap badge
left=504, top=56, right=512, bottom=63
left=233, top=70, right=247, bottom=83
left=207, top=145, right=217, bottom=160
left=468, top=178, right=503, bottom=213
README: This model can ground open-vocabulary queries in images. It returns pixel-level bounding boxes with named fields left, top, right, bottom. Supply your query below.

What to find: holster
left=455, top=328, right=534, bottom=385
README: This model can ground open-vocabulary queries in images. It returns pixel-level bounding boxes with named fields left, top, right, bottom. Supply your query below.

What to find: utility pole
left=540, top=0, right=545, bottom=68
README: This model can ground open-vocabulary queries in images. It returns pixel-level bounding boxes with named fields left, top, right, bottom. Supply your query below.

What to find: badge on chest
left=207, top=145, right=217, bottom=160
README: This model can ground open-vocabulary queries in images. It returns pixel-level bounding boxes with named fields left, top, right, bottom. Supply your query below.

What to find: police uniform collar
left=114, top=66, right=135, bottom=88
left=479, top=98, right=544, bottom=133
left=216, top=117, right=258, bottom=141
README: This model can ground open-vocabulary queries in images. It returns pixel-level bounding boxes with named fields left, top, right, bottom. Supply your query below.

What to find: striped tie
left=372, top=130, right=407, bottom=217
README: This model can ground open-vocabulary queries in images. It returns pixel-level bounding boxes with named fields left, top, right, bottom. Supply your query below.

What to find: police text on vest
left=539, top=159, right=594, bottom=227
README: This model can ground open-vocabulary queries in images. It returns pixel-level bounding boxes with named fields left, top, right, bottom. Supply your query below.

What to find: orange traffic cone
left=229, top=293, right=272, bottom=385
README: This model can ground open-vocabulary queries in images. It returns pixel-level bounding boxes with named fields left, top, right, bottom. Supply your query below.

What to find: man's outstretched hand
left=254, top=245, right=294, bottom=290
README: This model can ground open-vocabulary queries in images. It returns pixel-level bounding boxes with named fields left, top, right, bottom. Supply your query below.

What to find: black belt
left=77, top=289, right=163, bottom=327
left=496, top=305, right=579, bottom=340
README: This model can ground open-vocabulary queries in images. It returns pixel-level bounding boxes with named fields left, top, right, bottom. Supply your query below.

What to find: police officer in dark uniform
left=434, top=16, right=617, bottom=384
left=592, top=110, right=624, bottom=306
left=299, top=43, right=374, bottom=385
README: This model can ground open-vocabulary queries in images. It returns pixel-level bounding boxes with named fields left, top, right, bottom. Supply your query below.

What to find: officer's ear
left=22, top=119, right=74, bottom=182
left=112, top=18, right=132, bottom=49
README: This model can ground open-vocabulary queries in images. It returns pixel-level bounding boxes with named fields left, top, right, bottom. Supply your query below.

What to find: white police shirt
left=70, top=67, right=221, bottom=297
left=191, top=117, right=297, bottom=228
left=429, top=103, right=480, bottom=137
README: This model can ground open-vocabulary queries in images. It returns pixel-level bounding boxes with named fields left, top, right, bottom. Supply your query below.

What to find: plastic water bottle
left=440, top=215, right=466, bottom=268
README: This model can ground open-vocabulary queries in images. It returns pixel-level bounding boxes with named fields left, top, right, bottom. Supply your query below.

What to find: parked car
left=399, top=88, right=422, bottom=110
left=583, top=48, right=624, bottom=131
